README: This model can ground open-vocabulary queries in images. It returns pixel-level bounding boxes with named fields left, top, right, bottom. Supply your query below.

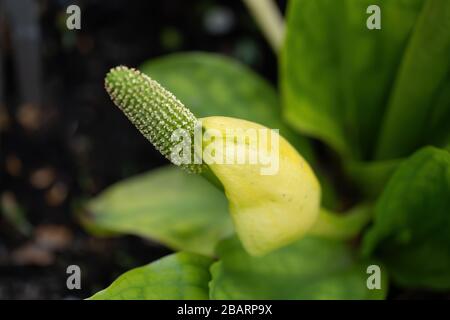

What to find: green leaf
left=375, top=0, right=450, bottom=159
left=83, top=166, right=233, bottom=256
left=89, top=252, right=213, bottom=300
left=363, top=147, right=450, bottom=289
left=140, top=52, right=314, bottom=162
left=281, top=0, right=425, bottom=159
left=210, top=236, right=387, bottom=300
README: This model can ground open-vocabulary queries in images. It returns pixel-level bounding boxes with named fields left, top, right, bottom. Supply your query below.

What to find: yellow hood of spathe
left=200, top=116, right=321, bottom=256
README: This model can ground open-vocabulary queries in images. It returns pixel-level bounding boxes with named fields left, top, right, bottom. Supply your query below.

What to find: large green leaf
left=89, top=252, right=213, bottom=300
left=140, top=52, right=314, bottom=162
left=363, top=147, right=450, bottom=289
left=210, top=236, right=387, bottom=300
left=84, top=166, right=233, bottom=256
left=281, top=0, right=425, bottom=159
left=376, top=0, right=450, bottom=159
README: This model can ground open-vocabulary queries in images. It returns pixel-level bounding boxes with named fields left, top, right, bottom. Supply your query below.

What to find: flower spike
left=105, top=66, right=204, bottom=173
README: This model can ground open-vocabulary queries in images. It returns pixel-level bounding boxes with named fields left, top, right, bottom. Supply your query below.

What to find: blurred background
left=0, top=0, right=281, bottom=299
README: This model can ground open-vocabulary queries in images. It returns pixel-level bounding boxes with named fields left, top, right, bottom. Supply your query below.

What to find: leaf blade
left=89, top=252, right=213, bottom=300
left=363, top=147, right=450, bottom=289
left=376, top=0, right=450, bottom=159
left=210, top=236, right=387, bottom=300
left=281, top=0, right=425, bottom=159
left=83, top=166, right=233, bottom=256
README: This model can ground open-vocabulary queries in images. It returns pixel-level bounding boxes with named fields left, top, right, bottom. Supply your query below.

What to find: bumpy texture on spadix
left=105, top=66, right=204, bottom=173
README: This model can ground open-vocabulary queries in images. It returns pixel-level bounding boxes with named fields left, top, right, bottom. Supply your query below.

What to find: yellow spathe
left=200, top=116, right=321, bottom=256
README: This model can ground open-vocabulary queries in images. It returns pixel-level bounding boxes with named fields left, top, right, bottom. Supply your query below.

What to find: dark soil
left=0, top=0, right=279, bottom=299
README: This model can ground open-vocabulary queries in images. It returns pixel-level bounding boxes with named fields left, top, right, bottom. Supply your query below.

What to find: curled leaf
left=201, top=116, right=321, bottom=256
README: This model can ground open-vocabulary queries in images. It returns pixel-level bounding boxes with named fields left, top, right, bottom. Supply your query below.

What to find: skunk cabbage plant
left=84, top=0, right=450, bottom=300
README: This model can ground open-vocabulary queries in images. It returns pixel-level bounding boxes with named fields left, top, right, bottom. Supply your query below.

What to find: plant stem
left=309, top=205, right=373, bottom=240
left=242, top=0, right=285, bottom=52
